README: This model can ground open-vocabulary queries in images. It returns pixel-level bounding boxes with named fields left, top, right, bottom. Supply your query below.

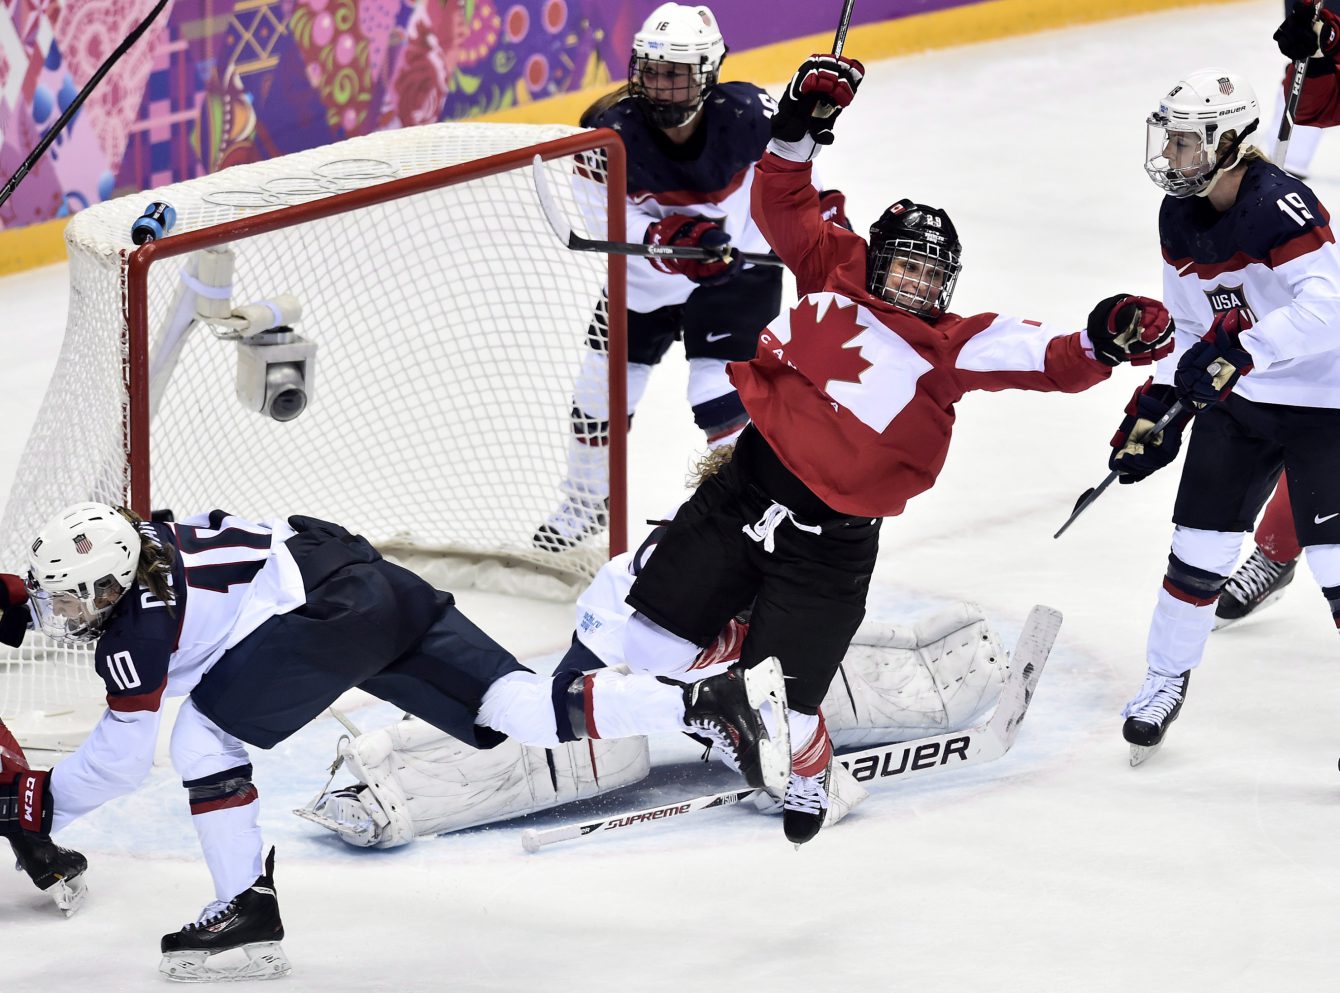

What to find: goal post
left=0, top=122, right=629, bottom=748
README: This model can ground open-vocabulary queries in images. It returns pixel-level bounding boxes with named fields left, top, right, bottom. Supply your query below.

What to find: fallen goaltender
left=297, top=600, right=1056, bottom=851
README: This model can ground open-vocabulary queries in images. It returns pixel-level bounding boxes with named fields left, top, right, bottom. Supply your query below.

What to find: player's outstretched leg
left=1122, top=670, right=1191, bottom=767
left=9, top=832, right=88, bottom=916
left=159, top=847, right=290, bottom=983
left=679, top=660, right=790, bottom=793
left=1214, top=547, right=1298, bottom=629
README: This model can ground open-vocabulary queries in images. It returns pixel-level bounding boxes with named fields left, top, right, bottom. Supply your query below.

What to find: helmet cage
left=629, top=54, right=720, bottom=128
left=26, top=571, right=126, bottom=644
left=1144, top=113, right=1248, bottom=197
left=868, top=238, right=961, bottom=317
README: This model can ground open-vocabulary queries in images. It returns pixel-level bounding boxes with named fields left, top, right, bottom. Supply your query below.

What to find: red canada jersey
left=736, top=152, right=1110, bottom=518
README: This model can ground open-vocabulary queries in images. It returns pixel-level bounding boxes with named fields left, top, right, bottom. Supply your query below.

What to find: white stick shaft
left=521, top=789, right=756, bottom=852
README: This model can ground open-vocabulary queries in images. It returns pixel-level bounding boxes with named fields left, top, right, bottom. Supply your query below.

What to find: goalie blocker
left=299, top=600, right=1006, bottom=848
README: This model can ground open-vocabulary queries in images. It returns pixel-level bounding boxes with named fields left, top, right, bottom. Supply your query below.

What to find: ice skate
left=1122, top=670, right=1190, bottom=767
left=782, top=757, right=831, bottom=847
left=10, top=833, right=88, bottom=917
left=1214, top=548, right=1297, bottom=630
left=679, top=660, right=790, bottom=793
left=160, top=848, right=290, bottom=983
left=533, top=496, right=609, bottom=551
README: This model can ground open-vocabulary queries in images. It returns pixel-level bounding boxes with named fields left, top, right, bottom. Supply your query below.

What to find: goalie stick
left=530, top=155, right=782, bottom=268
left=520, top=604, right=1062, bottom=853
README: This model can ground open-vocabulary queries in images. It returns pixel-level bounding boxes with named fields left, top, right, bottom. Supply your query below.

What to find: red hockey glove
left=645, top=214, right=743, bottom=285
left=772, top=55, right=865, bottom=145
left=1275, top=0, right=1340, bottom=63
left=1174, top=308, right=1255, bottom=408
left=2, top=768, right=54, bottom=838
left=1109, top=378, right=1191, bottom=484
left=1087, top=294, right=1175, bottom=367
left=818, top=188, right=852, bottom=230
left=0, top=573, right=28, bottom=609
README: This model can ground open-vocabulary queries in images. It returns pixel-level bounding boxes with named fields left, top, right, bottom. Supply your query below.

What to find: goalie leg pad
left=826, top=602, right=1008, bottom=748
left=305, top=719, right=651, bottom=847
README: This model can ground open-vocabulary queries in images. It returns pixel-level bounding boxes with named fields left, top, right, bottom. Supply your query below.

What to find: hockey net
left=0, top=122, right=628, bottom=748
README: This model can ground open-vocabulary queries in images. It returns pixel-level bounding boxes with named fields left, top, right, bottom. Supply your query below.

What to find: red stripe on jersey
left=106, top=675, right=168, bottom=713
left=1163, top=223, right=1336, bottom=279
left=588, top=739, right=600, bottom=787
left=190, top=784, right=259, bottom=815
left=1269, top=224, right=1336, bottom=268
left=583, top=674, right=601, bottom=739
left=1162, top=577, right=1217, bottom=607
left=629, top=164, right=750, bottom=209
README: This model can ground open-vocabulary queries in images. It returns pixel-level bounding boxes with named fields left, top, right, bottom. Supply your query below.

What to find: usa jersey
left=1155, top=157, right=1340, bottom=409
left=586, top=82, right=776, bottom=313
left=49, top=511, right=305, bottom=830
left=740, top=151, right=1109, bottom=518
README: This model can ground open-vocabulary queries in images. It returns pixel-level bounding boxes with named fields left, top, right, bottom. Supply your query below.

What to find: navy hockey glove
left=1086, top=294, right=1175, bottom=367
left=1275, top=0, right=1340, bottom=63
left=2, top=768, right=54, bottom=839
left=1109, top=378, right=1190, bottom=484
left=1174, top=308, right=1255, bottom=408
left=644, top=214, right=743, bottom=285
left=772, top=55, right=865, bottom=145
left=818, top=188, right=853, bottom=230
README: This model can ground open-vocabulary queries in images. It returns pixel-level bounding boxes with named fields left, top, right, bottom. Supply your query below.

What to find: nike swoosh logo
left=1176, top=260, right=1195, bottom=276
left=1316, top=512, right=1339, bottom=524
left=705, top=332, right=732, bottom=342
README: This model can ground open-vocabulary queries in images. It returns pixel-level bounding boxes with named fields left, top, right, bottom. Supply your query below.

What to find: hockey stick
left=1276, top=2, right=1320, bottom=170
left=0, top=0, right=170, bottom=211
left=1052, top=401, right=1186, bottom=539
left=1054, top=354, right=1229, bottom=540
left=832, top=0, right=857, bottom=57
left=530, top=155, right=782, bottom=268
left=520, top=788, right=758, bottom=853
left=520, top=605, right=1062, bottom=852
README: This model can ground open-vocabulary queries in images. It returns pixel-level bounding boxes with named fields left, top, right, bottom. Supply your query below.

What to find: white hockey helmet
left=27, top=502, right=140, bottom=644
left=1145, top=68, right=1260, bottom=198
left=629, top=3, right=727, bottom=128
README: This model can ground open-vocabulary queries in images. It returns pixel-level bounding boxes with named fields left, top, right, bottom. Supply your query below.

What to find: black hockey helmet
left=867, top=199, right=963, bottom=318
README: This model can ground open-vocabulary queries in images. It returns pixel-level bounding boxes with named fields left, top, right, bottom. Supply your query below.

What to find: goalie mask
left=27, top=502, right=139, bottom=644
left=629, top=3, right=726, bottom=129
left=1145, top=68, right=1260, bottom=198
left=867, top=199, right=962, bottom=318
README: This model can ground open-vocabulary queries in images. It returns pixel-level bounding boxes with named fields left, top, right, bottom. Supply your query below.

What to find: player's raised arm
left=753, top=55, right=867, bottom=295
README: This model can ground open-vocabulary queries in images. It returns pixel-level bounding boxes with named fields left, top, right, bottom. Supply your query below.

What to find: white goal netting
left=0, top=122, right=625, bottom=748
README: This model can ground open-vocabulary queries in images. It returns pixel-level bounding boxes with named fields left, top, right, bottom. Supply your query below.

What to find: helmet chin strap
left=1194, top=119, right=1260, bottom=199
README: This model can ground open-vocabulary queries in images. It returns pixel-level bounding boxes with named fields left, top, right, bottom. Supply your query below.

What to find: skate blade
left=50, top=874, right=87, bottom=918
left=744, top=658, right=791, bottom=794
left=160, top=942, right=292, bottom=983
left=1129, top=741, right=1163, bottom=767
